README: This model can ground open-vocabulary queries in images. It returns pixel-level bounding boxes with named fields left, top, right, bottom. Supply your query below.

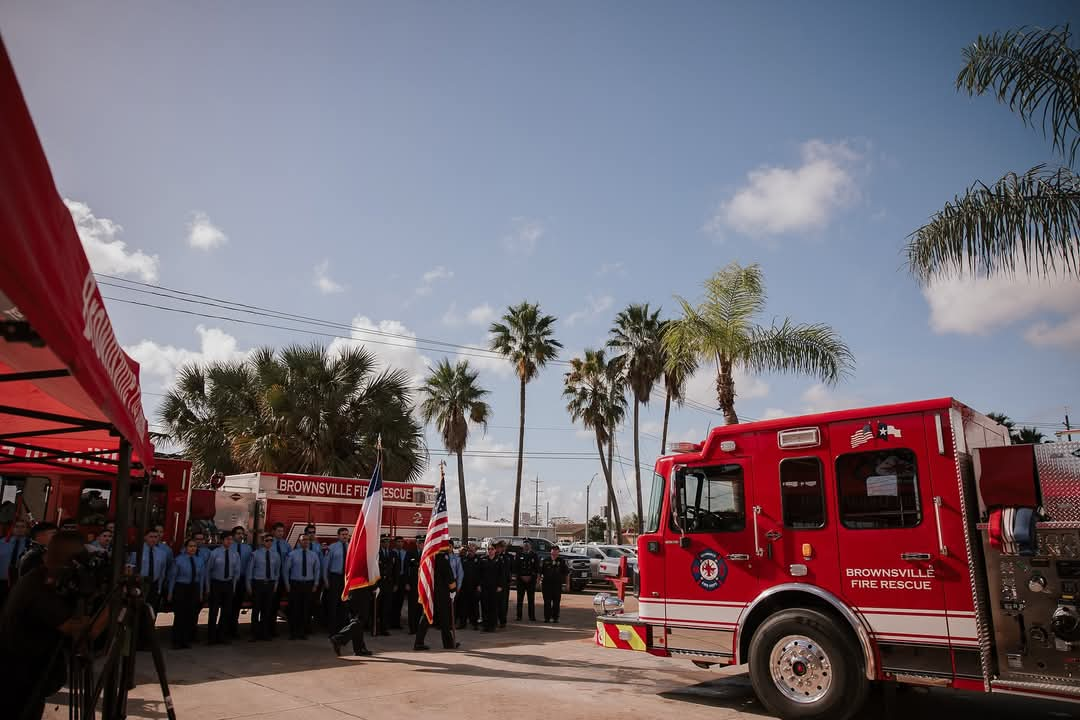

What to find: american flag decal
left=850, top=423, right=874, bottom=448
left=418, top=474, right=451, bottom=624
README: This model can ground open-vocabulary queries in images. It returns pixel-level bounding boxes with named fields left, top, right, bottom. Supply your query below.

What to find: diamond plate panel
left=1035, top=442, right=1080, bottom=522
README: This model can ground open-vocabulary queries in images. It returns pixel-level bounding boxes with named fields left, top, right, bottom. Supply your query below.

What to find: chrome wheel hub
left=768, top=634, right=832, bottom=704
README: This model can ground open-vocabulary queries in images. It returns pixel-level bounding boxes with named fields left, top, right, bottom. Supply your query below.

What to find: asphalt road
left=43, top=593, right=1076, bottom=720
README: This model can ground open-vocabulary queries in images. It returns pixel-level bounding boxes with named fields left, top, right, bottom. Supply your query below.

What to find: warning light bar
left=668, top=441, right=703, bottom=454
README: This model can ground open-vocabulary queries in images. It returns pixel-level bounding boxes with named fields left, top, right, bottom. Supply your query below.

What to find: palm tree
left=986, top=412, right=1016, bottom=435
left=419, top=359, right=492, bottom=542
left=1015, top=427, right=1048, bottom=444
left=490, top=302, right=562, bottom=534
left=564, top=349, right=627, bottom=542
left=160, top=343, right=427, bottom=482
left=663, top=263, right=854, bottom=425
left=608, top=303, right=664, bottom=528
left=658, top=320, right=699, bottom=455
left=907, top=25, right=1080, bottom=281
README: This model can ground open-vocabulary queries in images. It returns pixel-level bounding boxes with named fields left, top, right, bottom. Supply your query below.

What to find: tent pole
left=103, top=438, right=131, bottom=719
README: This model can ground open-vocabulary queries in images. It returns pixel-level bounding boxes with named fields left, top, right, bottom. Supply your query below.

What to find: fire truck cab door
left=830, top=413, right=953, bottom=666
left=663, top=458, right=758, bottom=633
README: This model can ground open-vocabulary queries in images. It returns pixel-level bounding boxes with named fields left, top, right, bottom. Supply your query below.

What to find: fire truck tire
left=747, top=608, right=868, bottom=720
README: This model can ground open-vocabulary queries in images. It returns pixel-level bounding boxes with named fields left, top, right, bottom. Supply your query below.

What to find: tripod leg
left=142, top=603, right=178, bottom=720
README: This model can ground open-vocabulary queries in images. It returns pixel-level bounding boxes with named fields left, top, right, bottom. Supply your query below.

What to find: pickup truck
left=569, top=543, right=638, bottom=590
left=491, top=536, right=592, bottom=592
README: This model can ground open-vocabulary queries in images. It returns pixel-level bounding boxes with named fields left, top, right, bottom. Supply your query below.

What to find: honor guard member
left=330, top=584, right=374, bottom=657
left=285, top=534, right=320, bottom=640
left=458, top=545, right=480, bottom=630
left=18, top=521, right=57, bottom=579
left=405, top=536, right=423, bottom=634
left=0, top=519, right=30, bottom=608
left=540, top=545, right=569, bottom=622
left=247, top=534, right=281, bottom=641
left=391, top=536, right=409, bottom=628
left=376, top=535, right=398, bottom=635
left=205, top=531, right=240, bottom=644
left=495, top=541, right=511, bottom=627
left=477, top=544, right=502, bottom=632
left=167, top=539, right=206, bottom=649
left=514, top=540, right=540, bottom=621
left=128, top=527, right=170, bottom=612
left=228, top=526, right=253, bottom=638
left=323, top=527, right=350, bottom=634
left=414, top=547, right=459, bottom=651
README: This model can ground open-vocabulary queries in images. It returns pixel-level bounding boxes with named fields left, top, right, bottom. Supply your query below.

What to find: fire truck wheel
left=747, top=608, right=868, bottom=720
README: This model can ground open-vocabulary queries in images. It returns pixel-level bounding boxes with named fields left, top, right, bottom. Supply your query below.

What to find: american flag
left=850, top=422, right=874, bottom=448
left=418, top=472, right=450, bottom=624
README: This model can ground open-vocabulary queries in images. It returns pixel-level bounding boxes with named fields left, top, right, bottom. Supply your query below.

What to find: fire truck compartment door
left=830, top=413, right=954, bottom=662
left=657, top=458, right=757, bottom=635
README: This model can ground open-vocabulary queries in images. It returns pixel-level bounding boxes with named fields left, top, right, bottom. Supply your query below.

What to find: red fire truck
left=594, top=397, right=1080, bottom=719
left=207, top=471, right=435, bottom=545
left=0, top=453, right=433, bottom=551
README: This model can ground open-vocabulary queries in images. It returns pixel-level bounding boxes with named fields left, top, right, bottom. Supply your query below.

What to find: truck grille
left=569, top=559, right=589, bottom=571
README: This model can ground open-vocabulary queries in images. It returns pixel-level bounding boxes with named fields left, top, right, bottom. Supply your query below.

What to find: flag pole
left=439, top=461, right=457, bottom=647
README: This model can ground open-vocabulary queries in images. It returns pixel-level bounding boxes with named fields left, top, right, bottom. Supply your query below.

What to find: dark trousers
left=326, top=573, right=346, bottom=634
left=228, top=581, right=247, bottom=637
left=499, top=585, right=509, bottom=626
left=250, top=581, right=276, bottom=639
left=455, top=586, right=475, bottom=627
left=207, top=580, right=234, bottom=643
left=542, top=584, right=562, bottom=621
left=415, top=603, right=454, bottom=648
left=391, top=581, right=406, bottom=628
left=480, top=586, right=498, bottom=630
left=332, top=588, right=372, bottom=653
left=288, top=581, right=313, bottom=638
left=376, top=583, right=395, bottom=633
left=0, top=579, right=9, bottom=612
left=171, top=582, right=200, bottom=648
left=516, top=578, right=536, bottom=620
left=271, top=586, right=285, bottom=636
left=407, top=589, right=421, bottom=633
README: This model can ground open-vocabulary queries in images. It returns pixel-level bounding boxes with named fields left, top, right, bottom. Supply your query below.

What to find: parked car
left=570, top=543, right=638, bottom=589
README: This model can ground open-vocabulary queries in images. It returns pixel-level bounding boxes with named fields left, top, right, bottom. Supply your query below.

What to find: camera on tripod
left=55, top=550, right=113, bottom=605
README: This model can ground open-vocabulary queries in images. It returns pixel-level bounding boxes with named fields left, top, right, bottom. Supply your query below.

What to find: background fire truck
left=594, top=397, right=1080, bottom=720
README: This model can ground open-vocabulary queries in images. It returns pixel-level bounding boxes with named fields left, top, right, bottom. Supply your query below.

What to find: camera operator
left=0, top=530, right=111, bottom=720
left=17, top=522, right=57, bottom=578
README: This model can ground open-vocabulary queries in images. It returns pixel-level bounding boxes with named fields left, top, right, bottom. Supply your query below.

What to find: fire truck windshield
left=678, top=464, right=746, bottom=533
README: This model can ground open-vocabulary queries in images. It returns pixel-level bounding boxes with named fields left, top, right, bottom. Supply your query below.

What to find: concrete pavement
left=43, top=593, right=1075, bottom=720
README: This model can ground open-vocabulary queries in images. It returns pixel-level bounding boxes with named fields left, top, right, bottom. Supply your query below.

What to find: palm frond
left=742, top=320, right=855, bottom=385
left=957, top=25, right=1080, bottom=165
left=907, top=164, right=1080, bottom=280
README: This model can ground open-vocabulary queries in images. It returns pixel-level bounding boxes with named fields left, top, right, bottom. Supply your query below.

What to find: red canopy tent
left=0, top=36, right=154, bottom=478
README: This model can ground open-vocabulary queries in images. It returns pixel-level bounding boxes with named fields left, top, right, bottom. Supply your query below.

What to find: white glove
left=450, top=591, right=457, bottom=601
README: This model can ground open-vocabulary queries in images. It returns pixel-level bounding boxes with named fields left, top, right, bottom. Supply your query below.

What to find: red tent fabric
left=0, top=37, right=154, bottom=471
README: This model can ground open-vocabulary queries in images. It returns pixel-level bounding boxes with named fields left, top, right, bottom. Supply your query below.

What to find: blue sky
left=3, top=1, right=1078, bottom=524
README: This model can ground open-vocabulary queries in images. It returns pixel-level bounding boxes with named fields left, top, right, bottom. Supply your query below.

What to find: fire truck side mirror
left=679, top=536, right=691, bottom=549
left=672, top=471, right=687, bottom=530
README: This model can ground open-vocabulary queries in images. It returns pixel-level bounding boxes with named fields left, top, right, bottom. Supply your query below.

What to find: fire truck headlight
left=593, top=592, right=624, bottom=616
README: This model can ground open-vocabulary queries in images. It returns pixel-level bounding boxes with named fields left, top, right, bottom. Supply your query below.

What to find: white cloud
left=923, top=272, right=1080, bottom=347
left=597, top=261, right=625, bottom=277
left=328, top=315, right=432, bottom=384
left=708, top=139, right=861, bottom=238
left=503, top=217, right=544, bottom=255
left=683, top=366, right=770, bottom=410
left=456, top=334, right=514, bottom=378
left=186, top=211, right=228, bottom=250
left=761, top=408, right=791, bottom=420
left=800, top=383, right=866, bottom=414
left=126, top=325, right=247, bottom=387
left=442, top=302, right=496, bottom=329
left=313, top=260, right=345, bottom=294
left=566, top=294, right=614, bottom=326
left=64, top=199, right=159, bottom=282
left=422, top=266, right=454, bottom=283
left=467, top=303, right=496, bottom=326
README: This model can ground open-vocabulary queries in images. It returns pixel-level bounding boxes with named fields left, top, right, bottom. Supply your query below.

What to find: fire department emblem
left=691, top=549, right=727, bottom=591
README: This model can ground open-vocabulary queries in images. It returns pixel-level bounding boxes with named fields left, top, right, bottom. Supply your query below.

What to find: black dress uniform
left=496, top=550, right=512, bottom=627
left=540, top=554, right=569, bottom=622
left=477, top=551, right=502, bottom=631
left=458, top=552, right=480, bottom=629
left=376, top=543, right=398, bottom=635
left=514, top=548, right=540, bottom=621
left=331, top=586, right=373, bottom=656
left=405, top=546, right=421, bottom=634
left=414, top=551, right=457, bottom=650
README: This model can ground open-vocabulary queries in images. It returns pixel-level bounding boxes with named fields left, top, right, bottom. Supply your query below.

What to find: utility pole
left=485, top=505, right=489, bottom=521
left=546, top=500, right=550, bottom=526
left=533, top=475, right=542, bottom=528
